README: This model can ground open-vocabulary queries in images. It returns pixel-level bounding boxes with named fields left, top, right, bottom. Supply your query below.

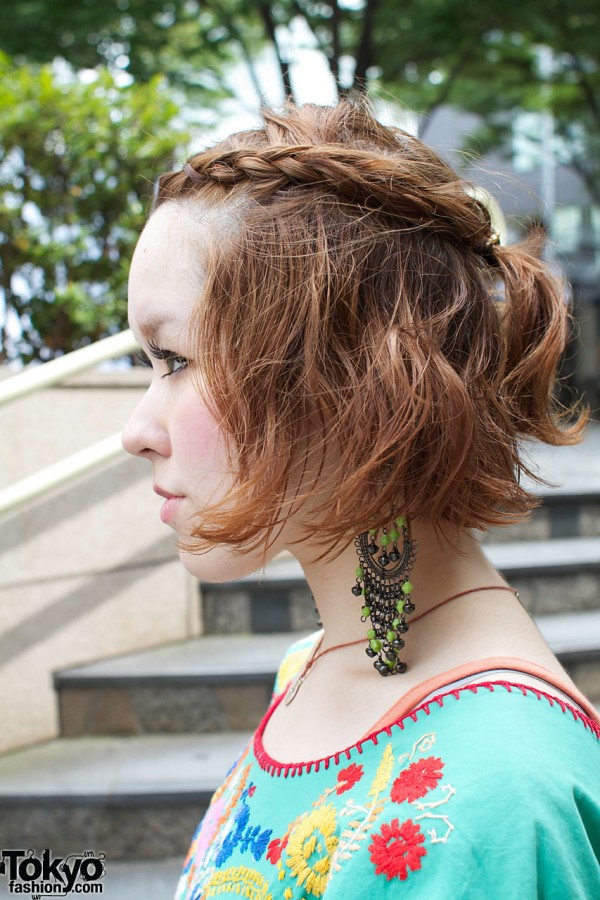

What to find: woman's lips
left=154, top=487, right=185, bottom=524
left=160, top=496, right=184, bottom=524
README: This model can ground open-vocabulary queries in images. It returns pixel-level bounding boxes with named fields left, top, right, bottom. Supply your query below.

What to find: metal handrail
left=0, top=329, right=140, bottom=516
left=0, top=433, right=125, bottom=515
left=0, top=329, right=138, bottom=406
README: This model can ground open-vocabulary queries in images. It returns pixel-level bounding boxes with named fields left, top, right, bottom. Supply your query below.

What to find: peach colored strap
left=364, top=656, right=600, bottom=738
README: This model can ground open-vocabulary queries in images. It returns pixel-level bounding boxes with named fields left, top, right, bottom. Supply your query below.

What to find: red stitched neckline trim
left=253, top=680, right=600, bottom=777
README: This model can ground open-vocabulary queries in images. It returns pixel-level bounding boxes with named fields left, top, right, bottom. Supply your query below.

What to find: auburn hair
left=154, top=99, right=586, bottom=556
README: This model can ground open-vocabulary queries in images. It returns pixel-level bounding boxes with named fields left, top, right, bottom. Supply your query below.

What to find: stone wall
left=0, top=369, right=200, bottom=753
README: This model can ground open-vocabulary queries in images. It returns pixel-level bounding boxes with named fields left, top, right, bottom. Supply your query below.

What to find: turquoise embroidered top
left=175, top=637, right=600, bottom=899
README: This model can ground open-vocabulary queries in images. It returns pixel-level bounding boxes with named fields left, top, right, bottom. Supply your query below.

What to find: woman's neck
left=287, top=520, right=507, bottom=650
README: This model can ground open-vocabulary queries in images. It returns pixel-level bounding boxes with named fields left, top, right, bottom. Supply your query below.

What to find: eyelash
left=137, top=340, right=190, bottom=378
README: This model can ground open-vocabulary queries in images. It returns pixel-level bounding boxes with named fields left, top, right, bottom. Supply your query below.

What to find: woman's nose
left=121, top=388, right=171, bottom=459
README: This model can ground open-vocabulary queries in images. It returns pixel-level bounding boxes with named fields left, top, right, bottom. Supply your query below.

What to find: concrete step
left=201, top=537, right=600, bottom=634
left=54, top=632, right=300, bottom=737
left=55, top=611, right=600, bottom=737
left=0, top=732, right=249, bottom=860
left=5, top=614, right=599, bottom=864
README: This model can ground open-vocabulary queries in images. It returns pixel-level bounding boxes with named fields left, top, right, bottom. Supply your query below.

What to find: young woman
left=122, top=101, right=600, bottom=899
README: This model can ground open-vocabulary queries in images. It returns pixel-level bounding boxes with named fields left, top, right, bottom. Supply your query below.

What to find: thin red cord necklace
left=284, top=585, right=518, bottom=705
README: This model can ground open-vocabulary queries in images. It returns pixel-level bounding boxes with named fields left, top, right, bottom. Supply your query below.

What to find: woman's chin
left=177, top=545, right=268, bottom=584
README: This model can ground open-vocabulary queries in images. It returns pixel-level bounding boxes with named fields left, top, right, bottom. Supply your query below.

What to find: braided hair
left=152, top=100, right=585, bottom=555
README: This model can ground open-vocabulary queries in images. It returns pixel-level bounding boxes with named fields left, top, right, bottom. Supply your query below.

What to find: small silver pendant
left=284, top=674, right=304, bottom=705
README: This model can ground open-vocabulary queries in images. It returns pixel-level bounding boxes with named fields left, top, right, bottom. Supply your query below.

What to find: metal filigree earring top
left=352, top=515, right=417, bottom=676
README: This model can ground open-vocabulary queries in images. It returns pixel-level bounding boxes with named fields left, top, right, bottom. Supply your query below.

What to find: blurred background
left=0, top=0, right=598, bottom=402
left=0, top=3, right=599, bottom=896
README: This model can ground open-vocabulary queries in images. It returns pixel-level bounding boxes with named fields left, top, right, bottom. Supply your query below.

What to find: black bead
left=386, top=650, right=397, bottom=663
left=351, top=585, right=362, bottom=597
left=368, top=541, right=378, bottom=555
left=403, top=602, right=415, bottom=614
left=378, top=553, right=390, bottom=566
left=365, top=647, right=377, bottom=658
left=395, top=661, right=408, bottom=674
left=389, top=548, right=400, bottom=562
left=392, top=639, right=405, bottom=650
left=398, top=622, right=409, bottom=633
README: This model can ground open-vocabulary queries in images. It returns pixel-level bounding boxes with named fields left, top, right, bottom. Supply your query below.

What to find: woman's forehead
left=128, top=206, right=206, bottom=337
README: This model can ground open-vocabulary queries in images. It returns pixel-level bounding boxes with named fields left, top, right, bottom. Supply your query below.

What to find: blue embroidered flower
left=215, top=791, right=272, bottom=867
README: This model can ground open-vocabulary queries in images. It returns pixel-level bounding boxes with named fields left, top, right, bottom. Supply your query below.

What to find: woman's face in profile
left=122, top=203, right=284, bottom=580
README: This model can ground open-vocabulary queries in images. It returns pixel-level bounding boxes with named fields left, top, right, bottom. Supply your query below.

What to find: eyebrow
left=133, top=314, right=172, bottom=341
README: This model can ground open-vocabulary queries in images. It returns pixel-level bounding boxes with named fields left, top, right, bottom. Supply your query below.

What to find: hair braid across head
left=160, top=143, right=494, bottom=252
left=150, top=100, right=584, bottom=554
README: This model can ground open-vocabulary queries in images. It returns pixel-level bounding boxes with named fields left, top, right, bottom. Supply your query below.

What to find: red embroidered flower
left=391, top=756, right=444, bottom=804
left=266, top=835, right=288, bottom=865
left=336, top=763, right=364, bottom=795
left=369, top=818, right=427, bottom=881
left=247, top=784, right=256, bottom=797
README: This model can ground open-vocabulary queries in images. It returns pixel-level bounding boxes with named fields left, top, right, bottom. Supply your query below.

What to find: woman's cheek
left=177, top=392, right=234, bottom=504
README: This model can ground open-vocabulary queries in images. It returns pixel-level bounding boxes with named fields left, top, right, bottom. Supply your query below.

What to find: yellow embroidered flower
left=285, top=805, right=338, bottom=897
left=205, top=865, right=272, bottom=899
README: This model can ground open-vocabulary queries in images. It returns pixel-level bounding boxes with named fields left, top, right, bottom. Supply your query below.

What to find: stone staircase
left=1, top=481, right=600, bottom=896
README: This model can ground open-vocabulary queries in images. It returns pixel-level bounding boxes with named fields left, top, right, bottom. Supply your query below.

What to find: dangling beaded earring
left=352, top=515, right=417, bottom=676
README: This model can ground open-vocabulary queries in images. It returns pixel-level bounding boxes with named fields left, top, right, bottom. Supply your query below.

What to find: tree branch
left=291, top=0, right=343, bottom=97
left=202, top=0, right=268, bottom=105
left=258, top=3, right=295, bottom=101
left=352, top=0, right=380, bottom=91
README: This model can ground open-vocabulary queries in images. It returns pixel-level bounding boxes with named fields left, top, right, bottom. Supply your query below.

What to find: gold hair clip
left=485, top=231, right=501, bottom=248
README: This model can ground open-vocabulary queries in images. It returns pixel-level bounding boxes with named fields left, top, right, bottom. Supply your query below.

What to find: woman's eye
left=163, top=355, right=188, bottom=377
left=145, top=339, right=190, bottom=378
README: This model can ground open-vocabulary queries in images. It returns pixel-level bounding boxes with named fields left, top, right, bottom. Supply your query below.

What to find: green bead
left=364, top=587, right=371, bottom=596
left=355, top=566, right=364, bottom=578
left=369, top=638, right=382, bottom=653
left=402, top=580, right=413, bottom=594
left=380, top=534, right=390, bottom=547
left=393, top=617, right=401, bottom=627
left=389, top=528, right=399, bottom=541
left=362, top=606, right=371, bottom=618
left=395, top=515, right=407, bottom=527
left=396, top=599, right=405, bottom=613
left=385, top=658, right=395, bottom=669
left=367, top=628, right=376, bottom=639
left=387, top=630, right=396, bottom=642
left=368, top=528, right=378, bottom=536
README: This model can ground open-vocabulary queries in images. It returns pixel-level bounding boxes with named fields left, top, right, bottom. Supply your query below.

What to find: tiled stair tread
left=220, top=537, right=600, bottom=588
left=55, top=632, right=310, bottom=687
left=0, top=733, right=249, bottom=803
left=55, top=610, right=600, bottom=689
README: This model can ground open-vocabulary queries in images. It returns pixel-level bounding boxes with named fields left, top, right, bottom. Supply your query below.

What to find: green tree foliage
left=0, top=0, right=255, bottom=97
left=1, top=1, right=597, bottom=194
left=0, top=55, right=188, bottom=361
left=1, top=1, right=598, bottom=359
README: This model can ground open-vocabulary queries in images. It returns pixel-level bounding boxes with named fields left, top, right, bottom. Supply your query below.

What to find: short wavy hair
left=154, top=99, right=585, bottom=556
